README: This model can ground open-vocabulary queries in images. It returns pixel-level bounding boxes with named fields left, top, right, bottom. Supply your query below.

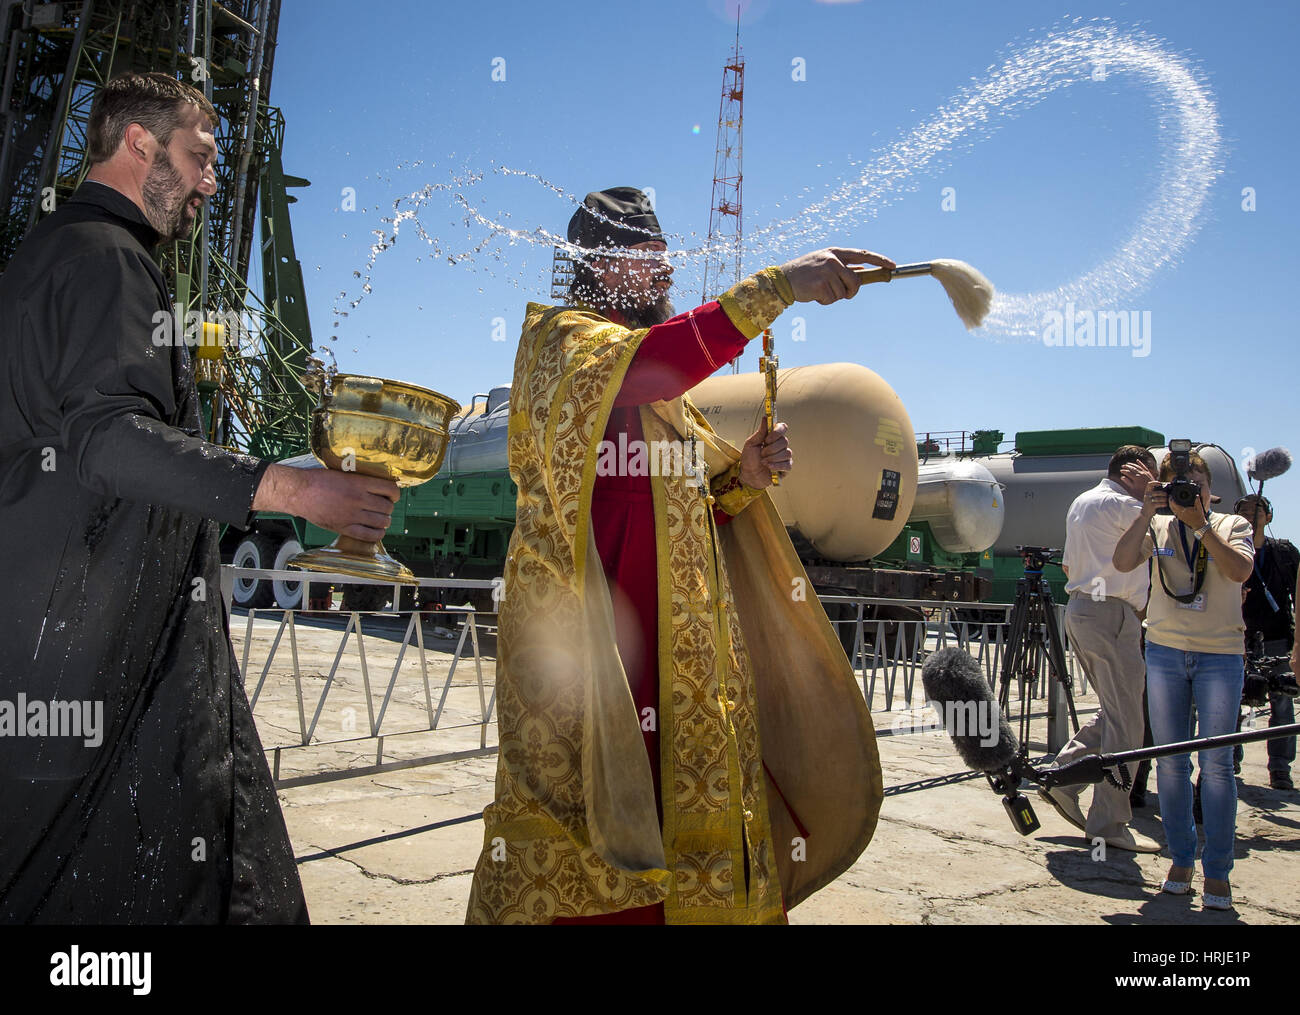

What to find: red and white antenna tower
left=702, top=12, right=745, bottom=372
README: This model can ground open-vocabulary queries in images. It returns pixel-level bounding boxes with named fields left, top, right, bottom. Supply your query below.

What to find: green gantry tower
left=0, top=0, right=314, bottom=460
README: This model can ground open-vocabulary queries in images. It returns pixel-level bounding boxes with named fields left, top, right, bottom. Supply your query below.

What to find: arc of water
left=742, top=22, right=1222, bottom=337
left=339, top=22, right=1221, bottom=342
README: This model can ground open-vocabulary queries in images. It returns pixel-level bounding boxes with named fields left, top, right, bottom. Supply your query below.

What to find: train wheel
left=272, top=537, right=304, bottom=609
left=397, top=585, right=419, bottom=611
left=231, top=533, right=277, bottom=609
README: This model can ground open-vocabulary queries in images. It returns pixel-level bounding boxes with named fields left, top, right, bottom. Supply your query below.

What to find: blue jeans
left=1267, top=691, right=1295, bottom=775
left=1145, top=641, right=1244, bottom=880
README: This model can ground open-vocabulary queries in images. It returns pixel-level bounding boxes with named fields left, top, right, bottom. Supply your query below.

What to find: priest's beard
left=619, top=290, right=676, bottom=328
left=141, top=148, right=201, bottom=241
left=572, top=269, right=676, bottom=328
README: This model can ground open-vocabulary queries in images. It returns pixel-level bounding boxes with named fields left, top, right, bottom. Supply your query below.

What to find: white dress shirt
left=1062, top=477, right=1150, bottom=611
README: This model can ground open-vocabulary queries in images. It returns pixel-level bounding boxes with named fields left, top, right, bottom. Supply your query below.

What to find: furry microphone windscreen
left=920, top=647, right=1019, bottom=772
left=1247, top=446, right=1292, bottom=483
left=928, top=259, right=995, bottom=330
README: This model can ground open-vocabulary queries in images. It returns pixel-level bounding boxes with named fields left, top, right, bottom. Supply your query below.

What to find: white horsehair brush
left=853, top=259, right=995, bottom=329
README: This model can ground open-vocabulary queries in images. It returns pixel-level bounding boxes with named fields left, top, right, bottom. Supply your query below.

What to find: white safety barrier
left=221, top=568, right=500, bottom=787
left=222, top=570, right=1085, bottom=780
left=819, top=595, right=1087, bottom=714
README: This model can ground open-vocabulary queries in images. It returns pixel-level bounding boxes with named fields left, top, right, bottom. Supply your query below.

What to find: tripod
left=996, top=547, right=1080, bottom=770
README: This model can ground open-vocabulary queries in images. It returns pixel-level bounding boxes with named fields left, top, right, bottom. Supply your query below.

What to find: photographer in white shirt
left=1040, top=446, right=1161, bottom=854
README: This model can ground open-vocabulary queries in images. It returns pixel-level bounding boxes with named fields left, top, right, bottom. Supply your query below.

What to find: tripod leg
left=998, top=578, right=1036, bottom=769
left=1026, top=612, right=1050, bottom=759
left=998, top=580, right=1029, bottom=712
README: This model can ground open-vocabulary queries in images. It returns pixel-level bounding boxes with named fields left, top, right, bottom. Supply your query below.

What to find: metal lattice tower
left=0, top=0, right=315, bottom=460
left=702, top=15, right=744, bottom=369
left=549, top=245, right=574, bottom=302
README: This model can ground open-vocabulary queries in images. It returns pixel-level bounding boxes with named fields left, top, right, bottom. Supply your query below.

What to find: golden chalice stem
left=334, top=533, right=378, bottom=558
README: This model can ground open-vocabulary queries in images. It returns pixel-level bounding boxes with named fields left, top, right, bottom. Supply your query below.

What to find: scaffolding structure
left=549, top=244, right=574, bottom=302
left=701, top=16, right=744, bottom=370
left=0, top=0, right=314, bottom=460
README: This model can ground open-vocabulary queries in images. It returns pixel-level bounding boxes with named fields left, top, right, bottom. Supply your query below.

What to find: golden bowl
left=289, top=374, right=461, bottom=585
left=310, top=408, right=452, bottom=487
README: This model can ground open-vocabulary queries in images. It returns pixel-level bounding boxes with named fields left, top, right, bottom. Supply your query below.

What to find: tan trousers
left=1056, top=591, right=1147, bottom=838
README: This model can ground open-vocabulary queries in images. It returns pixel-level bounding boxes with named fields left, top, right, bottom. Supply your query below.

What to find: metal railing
left=222, top=571, right=1089, bottom=781
left=820, top=595, right=1087, bottom=715
left=220, top=568, right=500, bottom=787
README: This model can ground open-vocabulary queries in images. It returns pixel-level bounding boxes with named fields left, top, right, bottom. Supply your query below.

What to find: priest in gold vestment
left=467, top=188, right=892, bottom=924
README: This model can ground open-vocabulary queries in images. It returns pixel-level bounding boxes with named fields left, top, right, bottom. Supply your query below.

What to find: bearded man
left=0, top=72, right=398, bottom=922
left=466, top=187, right=891, bottom=924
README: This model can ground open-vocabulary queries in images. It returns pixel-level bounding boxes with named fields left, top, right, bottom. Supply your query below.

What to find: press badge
left=1154, top=547, right=1175, bottom=556
left=1176, top=592, right=1207, bottom=612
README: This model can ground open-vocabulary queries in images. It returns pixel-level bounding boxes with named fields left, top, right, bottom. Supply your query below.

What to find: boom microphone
left=1247, top=446, right=1292, bottom=483
left=920, top=647, right=1019, bottom=773
left=923, top=644, right=1300, bottom=840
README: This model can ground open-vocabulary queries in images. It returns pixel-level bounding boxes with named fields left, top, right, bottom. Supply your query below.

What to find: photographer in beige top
left=1113, top=446, right=1253, bottom=911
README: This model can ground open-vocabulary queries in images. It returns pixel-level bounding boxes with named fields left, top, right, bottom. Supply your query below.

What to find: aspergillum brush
left=853, top=259, right=995, bottom=329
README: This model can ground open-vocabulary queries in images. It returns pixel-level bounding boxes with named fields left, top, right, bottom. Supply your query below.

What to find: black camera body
left=1015, top=545, right=1060, bottom=572
left=1158, top=438, right=1201, bottom=515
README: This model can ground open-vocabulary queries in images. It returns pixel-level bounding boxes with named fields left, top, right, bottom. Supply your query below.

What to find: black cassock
left=0, top=182, right=307, bottom=923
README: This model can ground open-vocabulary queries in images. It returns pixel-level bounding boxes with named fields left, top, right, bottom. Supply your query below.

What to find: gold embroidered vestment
left=466, top=272, right=882, bottom=924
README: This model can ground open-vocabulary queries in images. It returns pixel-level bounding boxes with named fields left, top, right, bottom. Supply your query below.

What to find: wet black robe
left=0, top=182, right=307, bottom=923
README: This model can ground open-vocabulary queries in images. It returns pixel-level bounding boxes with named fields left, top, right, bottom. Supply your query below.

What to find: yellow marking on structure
left=874, top=418, right=904, bottom=457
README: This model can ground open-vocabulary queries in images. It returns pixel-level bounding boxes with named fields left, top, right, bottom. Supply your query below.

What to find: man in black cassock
left=0, top=72, right=398, bottom=923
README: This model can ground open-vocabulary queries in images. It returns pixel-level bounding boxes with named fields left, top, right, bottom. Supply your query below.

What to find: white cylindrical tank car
left=912, top=458, right=1004, bottom=555
left=974, top=441, right=1247, bottom=558
left=442, top=384, right=511, bottom=474
left=424, top=382, right=1255, bottom=613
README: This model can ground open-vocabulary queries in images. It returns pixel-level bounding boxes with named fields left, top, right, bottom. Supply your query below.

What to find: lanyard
left=1176, top=520, right=1196, bottom=569
left=1152, top=517, right=1209, bottom=605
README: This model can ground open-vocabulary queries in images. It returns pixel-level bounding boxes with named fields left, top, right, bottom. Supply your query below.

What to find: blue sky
left=265, top=0, right=1300, bottom=540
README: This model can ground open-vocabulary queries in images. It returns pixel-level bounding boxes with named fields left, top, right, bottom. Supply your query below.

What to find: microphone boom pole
left=1041, top=722, right=1300, bottom=791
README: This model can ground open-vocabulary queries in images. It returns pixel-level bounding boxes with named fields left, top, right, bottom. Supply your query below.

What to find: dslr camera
left=1158, top=438, right=1201, bottom=514
left=1016, top=545, right=1061, bottom=572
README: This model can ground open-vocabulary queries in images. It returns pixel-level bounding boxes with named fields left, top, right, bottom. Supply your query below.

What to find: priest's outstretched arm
left=610, top=269, right=789, bottom=523
left=613, top=249, right=892, bottom=518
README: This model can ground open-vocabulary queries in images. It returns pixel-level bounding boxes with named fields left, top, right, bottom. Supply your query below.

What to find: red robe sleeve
left=613, top=302, right=747, bottom=406
left=607, top=302, right=751, bottom=526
